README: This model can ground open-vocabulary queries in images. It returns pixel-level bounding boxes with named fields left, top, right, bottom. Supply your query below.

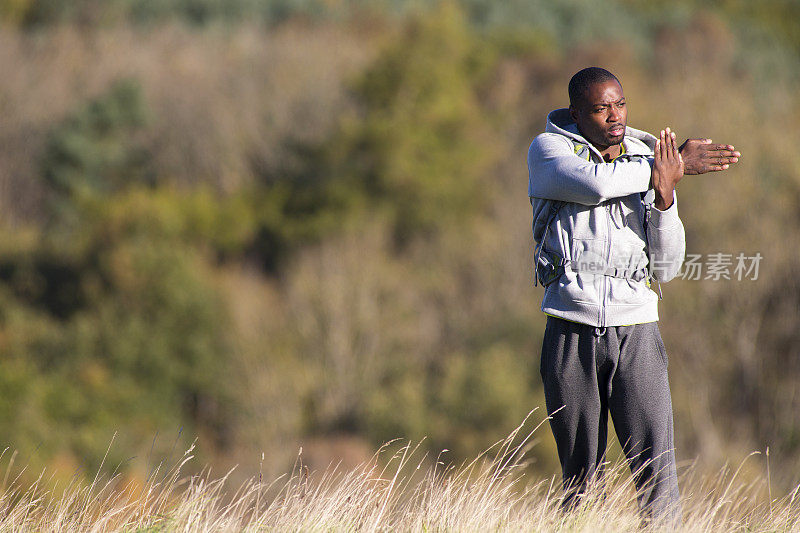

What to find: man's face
left=569, top=79, right=627, bottom=149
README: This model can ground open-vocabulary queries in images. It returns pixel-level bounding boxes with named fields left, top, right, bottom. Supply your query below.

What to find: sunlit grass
left=0, top=412, right=797, bottom=532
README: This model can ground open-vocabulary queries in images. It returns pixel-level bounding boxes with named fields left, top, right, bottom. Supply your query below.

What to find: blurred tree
left=42, top=78, right=152, bottom=204
left=327, top=0, right=496, bottom=243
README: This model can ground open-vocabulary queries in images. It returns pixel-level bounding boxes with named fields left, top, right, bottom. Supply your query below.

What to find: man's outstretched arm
left=528, top=133, right=742, bottom=206
left=528, top=133, right=652, bottom=205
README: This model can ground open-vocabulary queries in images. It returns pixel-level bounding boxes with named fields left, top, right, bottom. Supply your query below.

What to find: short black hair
left=568, top=67, right=620, bottom=108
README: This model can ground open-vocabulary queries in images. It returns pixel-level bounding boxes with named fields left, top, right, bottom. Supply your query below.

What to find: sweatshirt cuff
left=649, top=191, right=680, bottom=228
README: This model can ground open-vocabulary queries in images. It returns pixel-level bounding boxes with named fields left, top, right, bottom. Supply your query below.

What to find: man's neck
left=575, top=125, right=623, bottom=161
left=597, top=143, right=623, bottom=162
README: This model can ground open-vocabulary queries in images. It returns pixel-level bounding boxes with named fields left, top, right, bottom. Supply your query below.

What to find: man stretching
left=527, top=67, right=739, bottom=521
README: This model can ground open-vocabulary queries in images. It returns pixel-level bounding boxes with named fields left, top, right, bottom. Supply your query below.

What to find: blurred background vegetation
left=0, top=0, right=798, bottom=492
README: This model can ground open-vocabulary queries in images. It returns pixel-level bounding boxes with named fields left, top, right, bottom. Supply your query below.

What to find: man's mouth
left=608, top=125, right=625, bottom=136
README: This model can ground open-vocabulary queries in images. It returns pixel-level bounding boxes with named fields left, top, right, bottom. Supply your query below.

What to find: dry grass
left=0, top=413, right=797, bottom=532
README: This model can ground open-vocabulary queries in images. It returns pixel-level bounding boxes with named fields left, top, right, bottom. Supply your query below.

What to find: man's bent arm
left=528, top=133, right=652, bottom=205
left=647, top=190, right=686, bottom=283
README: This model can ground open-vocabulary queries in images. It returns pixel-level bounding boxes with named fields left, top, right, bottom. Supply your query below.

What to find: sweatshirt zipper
left=602, top=204, right=613, bottom=327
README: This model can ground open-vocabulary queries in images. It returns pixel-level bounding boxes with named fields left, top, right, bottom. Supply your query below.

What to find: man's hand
left=652, top=128, right=684, bottom=210
left=679, top=138, right=740, bottom=174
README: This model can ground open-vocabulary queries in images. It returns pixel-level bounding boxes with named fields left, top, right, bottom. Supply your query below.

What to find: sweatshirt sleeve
left=528, top=133, right=652, bottom=205
left=647, top=190, right=686, bottom=283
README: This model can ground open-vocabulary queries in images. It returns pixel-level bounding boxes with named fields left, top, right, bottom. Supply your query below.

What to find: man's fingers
left=705, top=149, right=740, bottom=157
left=703, top=151, right=740, bottom=163
left=655, top=136, right=661, bottom=163
left=670, top=129, right=679, bottom=159
left=708, top=157, right=739, bottom=165
left=658, top=130, right=662, bottom=160
left=665, top=129, right=672, bottom=159
left=703, top=144, right=739, bottom=153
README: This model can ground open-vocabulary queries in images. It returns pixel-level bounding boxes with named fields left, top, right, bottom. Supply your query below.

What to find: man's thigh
left=540, top=317, right=602, bottom=413
left=540, top=317, right=607, bottom=473
left=608, top=322, right=675, bottom=464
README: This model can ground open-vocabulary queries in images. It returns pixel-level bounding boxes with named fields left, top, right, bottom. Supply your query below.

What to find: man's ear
left=569, top=105, right=579, bottom=123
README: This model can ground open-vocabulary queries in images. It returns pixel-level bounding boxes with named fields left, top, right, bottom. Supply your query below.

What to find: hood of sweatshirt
left=545, top=108, right=657, bottom=160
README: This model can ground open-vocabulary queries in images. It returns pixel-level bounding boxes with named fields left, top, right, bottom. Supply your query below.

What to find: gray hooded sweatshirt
left=528, top=109, right=686, bottom=327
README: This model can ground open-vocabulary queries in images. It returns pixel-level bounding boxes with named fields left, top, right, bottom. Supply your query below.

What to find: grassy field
left=0, top=414, right=797, bottom=532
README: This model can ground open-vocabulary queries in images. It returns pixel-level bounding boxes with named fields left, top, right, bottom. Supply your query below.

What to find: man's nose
left=608, top=107, right=620, bottom=122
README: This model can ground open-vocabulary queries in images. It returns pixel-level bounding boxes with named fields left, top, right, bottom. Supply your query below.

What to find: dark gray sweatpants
left=540, top=316, right=681, bottom=522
